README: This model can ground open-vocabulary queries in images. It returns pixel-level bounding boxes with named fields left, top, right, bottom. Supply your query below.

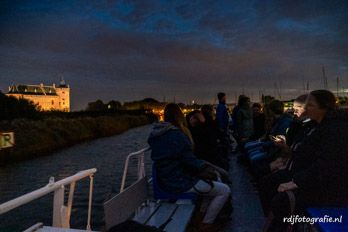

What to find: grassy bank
left=0, top=115, right=150, bottom=165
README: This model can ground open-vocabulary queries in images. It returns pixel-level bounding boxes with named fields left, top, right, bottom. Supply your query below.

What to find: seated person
left=186, top=110, right=229, bottom=171
left=148, top=103, right=231, bottom=231
left=247, top=100, right=293, bottom=172
left=258, top=94, right=317, bottom=215
left=265, top=90, right=348, bottom=231
left=251, top=103, right=266, bottom=140
left=246, top=100, right=293, bottom=152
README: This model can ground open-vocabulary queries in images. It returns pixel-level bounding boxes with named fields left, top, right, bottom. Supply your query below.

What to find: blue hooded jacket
left=270, top=113, right=293, bottom=136
left=148, top=122, right=205, bottom=193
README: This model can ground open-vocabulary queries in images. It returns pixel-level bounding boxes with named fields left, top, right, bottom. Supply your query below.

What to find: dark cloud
left=1, top=0, right=347, bottom=110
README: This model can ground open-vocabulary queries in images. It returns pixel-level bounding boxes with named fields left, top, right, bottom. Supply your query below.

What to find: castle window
left=62, top=91, right=65, bottom=94
left=51, top=100, right=54, bottom=105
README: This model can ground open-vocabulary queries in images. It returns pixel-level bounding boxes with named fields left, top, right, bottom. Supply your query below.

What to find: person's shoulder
left=165, top=127, right=182, bottom=137
left=283, top=114, right=293, bottom=122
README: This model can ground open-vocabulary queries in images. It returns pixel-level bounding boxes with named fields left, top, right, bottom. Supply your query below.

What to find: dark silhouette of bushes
left=0, top=115, right=150, bottom=164
left=0, top=91, right=41, bottom=121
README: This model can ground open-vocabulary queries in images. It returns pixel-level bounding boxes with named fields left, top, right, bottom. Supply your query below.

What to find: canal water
left=0, top=124, right=153, bottom=231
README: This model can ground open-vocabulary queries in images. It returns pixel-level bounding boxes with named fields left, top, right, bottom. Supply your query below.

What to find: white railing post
left=86, top=174, right=94, bottom=231
left=52, top=185, right=65, bottom=227
left=120, top=156, right=130, bottom=192
left=120, top=148, right=149, bottom=192
left=140, top=152, right=145, bottom=178
left=137, top=153, right=142, bottom=180
left=63, top=181, right=76, bottom=228
left=0, top=168, right=97, bottom=230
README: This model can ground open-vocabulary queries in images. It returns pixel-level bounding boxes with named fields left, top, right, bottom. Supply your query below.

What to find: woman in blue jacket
left=148, top=103, right=231, bottom=231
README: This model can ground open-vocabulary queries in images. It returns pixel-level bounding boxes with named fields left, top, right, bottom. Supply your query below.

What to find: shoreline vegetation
left=0, top=114, right=153, bottom=165
left=0, top=92, right=159, bottom=165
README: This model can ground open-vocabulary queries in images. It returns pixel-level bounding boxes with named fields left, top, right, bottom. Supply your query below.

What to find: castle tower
left=55, top=78, right=70, bottom=112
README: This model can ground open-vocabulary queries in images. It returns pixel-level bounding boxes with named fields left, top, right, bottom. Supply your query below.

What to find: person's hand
left=273, top=135, right=287, bottom=148
left=204, top=162, right=230, bottom=183
left=198, top=166, right=217, bottom=181
left=270, top=157, right=286, bottom=172
left=277, top=181, right=298, bottom=192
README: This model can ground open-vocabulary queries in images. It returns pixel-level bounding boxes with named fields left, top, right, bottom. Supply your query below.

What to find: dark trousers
left=258, top=169, right=293, bottom=216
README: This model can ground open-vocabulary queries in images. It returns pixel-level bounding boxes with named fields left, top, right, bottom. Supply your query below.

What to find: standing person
left=216, top=92, right=230, bottom=150
left=216, top=92, right=229, bottom=134
left=235, top=96, right=254, bottom=143
left=231, top=95, right=246, bottom=136
left=148, top=103, right=231, bottom=232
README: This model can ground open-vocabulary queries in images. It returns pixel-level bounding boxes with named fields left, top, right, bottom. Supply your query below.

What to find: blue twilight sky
left=1, top=0, right=348, bottom=110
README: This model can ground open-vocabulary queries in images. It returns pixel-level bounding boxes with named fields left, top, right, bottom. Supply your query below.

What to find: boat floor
left=224, top=154, right=265, bottom=232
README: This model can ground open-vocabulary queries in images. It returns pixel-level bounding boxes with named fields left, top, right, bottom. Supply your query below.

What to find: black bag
left=108, top=220, right=164, bottom=232
left=263, top=191, right=296, bottom=232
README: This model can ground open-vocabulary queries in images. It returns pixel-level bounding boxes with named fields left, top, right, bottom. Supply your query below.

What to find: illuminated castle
left=7, top=79, right=70, bottom=112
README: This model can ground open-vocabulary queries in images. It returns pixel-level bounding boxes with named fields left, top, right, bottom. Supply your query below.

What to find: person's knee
left=218, top=183, right=231, bottom=197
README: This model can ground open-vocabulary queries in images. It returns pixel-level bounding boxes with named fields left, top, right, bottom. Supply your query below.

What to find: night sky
left=1, top=0, right=348, bottom=110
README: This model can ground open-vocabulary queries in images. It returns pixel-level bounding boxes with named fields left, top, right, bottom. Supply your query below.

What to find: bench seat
left=133, top=201, right=195, bottom=232
left=104, top=176, right=196, bottom=232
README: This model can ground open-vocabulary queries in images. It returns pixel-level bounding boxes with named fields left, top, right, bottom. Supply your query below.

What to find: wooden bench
left=103, top=176, right=196, bottom=232
left=307, top=207, right=348, bottom=232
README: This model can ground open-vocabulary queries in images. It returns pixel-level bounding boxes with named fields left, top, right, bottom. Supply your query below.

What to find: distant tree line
left=86, top=99, right=122, bottom=112
left=86, top=98, right=204, bottom=112
left=0, top=92, right=158, bottom=122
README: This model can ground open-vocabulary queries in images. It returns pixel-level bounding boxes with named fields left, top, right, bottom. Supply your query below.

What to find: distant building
left=6, top=79, right=70, bottom=112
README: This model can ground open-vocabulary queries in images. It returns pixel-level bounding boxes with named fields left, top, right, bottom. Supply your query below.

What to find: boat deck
left=224, top=154, right=265, bottom=232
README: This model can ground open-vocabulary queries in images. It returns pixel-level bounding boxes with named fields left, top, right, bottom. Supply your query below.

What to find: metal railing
left=120, top=147, right=150, bottom=192
left=0, top=168, right=97, bottom=230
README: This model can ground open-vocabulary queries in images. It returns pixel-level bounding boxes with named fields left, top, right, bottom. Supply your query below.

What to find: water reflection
left=0, top=125, right=153, bottom=231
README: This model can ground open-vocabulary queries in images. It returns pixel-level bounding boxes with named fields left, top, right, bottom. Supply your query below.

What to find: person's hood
left=148, top=122, right=178, bottom=140
left=279, top=113, right=293, bottom=120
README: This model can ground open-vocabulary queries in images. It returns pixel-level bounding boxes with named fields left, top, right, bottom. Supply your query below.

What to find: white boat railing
left=120, top=147, right=150, bottom=192
left=0, top=168, right=97, bottom=230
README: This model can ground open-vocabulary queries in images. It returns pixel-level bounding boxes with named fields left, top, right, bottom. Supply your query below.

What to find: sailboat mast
left=322, top=66, right=328, bottom=90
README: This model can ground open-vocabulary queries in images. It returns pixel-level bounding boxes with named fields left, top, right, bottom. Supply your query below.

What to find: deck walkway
left=224, top=154, right=265, bottom=232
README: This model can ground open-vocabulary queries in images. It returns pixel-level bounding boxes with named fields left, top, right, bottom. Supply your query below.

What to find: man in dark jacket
left=216, top=92, right=232, bottom=155
left=216, top=92, right=229, bottom=135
